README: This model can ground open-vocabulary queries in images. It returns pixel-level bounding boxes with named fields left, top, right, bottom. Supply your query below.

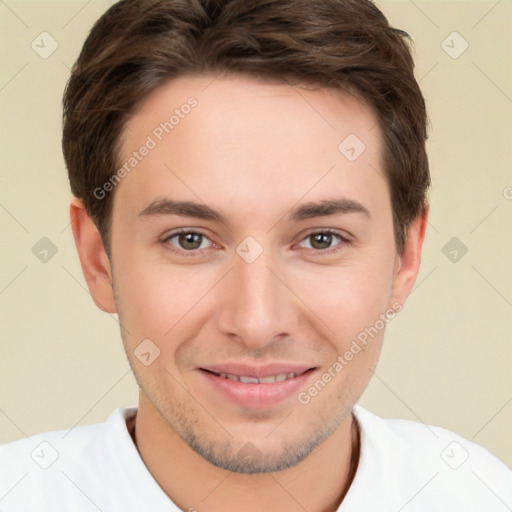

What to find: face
left=107, top=74, right=405, bottom=473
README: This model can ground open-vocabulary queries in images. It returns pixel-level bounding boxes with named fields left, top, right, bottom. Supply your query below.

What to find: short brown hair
left=62, top=0, right=430, bottom=256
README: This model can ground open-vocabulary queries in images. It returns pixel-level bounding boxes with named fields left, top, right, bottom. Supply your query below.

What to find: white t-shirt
left=1, top=405, right=511, bottom=511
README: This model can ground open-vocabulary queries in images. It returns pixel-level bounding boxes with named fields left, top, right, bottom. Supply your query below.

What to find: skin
left=70, top=74, right=428, bottom=512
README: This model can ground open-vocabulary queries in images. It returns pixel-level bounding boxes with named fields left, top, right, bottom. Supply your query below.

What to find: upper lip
left=199, top=363, right=316, bottom=378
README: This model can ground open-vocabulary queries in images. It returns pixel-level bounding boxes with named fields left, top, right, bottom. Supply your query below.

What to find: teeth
left=239, top=376, right=259, bottom=384
left=214, top=371, right=300, bottom=384
left=258, top=375, right=278, bottom=383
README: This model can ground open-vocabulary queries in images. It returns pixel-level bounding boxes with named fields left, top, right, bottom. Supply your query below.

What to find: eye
left=162, top=228, right=351, bottom=257
left=297, top=229, right=351, bottom=254
left=162, top=229, right=214, bottom=256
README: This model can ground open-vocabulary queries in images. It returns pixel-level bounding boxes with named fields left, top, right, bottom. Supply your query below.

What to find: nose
left=216, top=244, right=300, bottom=350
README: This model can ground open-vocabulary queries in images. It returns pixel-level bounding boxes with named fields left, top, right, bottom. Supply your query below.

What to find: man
left=1, top=0, right=510, bottom=510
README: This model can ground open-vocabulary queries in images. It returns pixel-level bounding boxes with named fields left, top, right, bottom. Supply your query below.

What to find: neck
left=131, top=393, right=360, bottom=512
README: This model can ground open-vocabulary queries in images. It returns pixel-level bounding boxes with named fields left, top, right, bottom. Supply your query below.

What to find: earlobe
left=390, top=205, right=429, bottom=308
left=69, top=197, right=117, bottom=313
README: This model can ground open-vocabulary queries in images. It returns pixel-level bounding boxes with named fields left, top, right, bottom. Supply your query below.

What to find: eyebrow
left=137, top=197, right=370, bottom=224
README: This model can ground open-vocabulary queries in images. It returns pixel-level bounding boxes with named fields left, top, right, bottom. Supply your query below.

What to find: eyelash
left=161, top=228, right=351, bottom=257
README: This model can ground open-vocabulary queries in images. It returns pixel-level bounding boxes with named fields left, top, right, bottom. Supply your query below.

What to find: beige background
left=1, top=0, right=511, bottom=469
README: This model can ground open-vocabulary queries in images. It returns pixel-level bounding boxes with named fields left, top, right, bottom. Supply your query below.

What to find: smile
left=198, top=367, right=317, bottom=408
left=207, top=370, right=305, bottom=384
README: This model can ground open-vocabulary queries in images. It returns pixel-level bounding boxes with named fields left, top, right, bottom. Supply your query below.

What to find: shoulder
left=0, top=408, right=130, bottom=466
left=0, top=408, right=139, bottom=511
left=0, top=419, right=104, bottom=472
left=345, top=405, right=512, bottom=511
left=354, top=405, right=510, bottom=471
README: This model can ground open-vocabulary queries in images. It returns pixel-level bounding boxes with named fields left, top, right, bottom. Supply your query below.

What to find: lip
left=197, top=364, right=317, bottom=409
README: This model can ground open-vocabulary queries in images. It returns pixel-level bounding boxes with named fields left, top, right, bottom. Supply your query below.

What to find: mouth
left=197, top=365, right=318, bottom=408
left=201, top=368, right=314, bottom=384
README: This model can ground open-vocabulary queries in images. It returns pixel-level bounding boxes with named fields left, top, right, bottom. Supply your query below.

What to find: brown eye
left=177, top=232, right=203, bottom=250
left=163, top=230, right=212, bottom=254
left=309, top=232, right=335, bottom=250
left=298, top=229, right=350, bottom=254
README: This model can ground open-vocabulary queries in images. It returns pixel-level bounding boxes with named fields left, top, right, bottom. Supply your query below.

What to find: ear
left=390, top=205, right=429, bottom=308
left=69, top=197, right=117, bottom=313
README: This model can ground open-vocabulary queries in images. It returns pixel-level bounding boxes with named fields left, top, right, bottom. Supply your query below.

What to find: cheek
left=291, top=254, right=394, bottom=347
left=113, top=250, right=217, bottom=343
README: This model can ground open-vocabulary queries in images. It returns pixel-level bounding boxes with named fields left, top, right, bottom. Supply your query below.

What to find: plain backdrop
left=1, top=0, right=511, bottom=468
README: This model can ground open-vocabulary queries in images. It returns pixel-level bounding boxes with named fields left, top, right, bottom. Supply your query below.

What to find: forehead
left=123, top=73, right=381, bottom=153
left=115, top=74, right=388, bottom=225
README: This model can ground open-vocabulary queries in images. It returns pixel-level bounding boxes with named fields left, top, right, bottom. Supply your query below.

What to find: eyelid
left=161, top=227, right=211, bottom=242
left=294, top=228, right=351, bottom=254
left=161, top=228, right=216, bottom=257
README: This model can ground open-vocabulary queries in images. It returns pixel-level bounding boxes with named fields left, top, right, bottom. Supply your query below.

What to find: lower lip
left=198, top=369, right=316, bottom=408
